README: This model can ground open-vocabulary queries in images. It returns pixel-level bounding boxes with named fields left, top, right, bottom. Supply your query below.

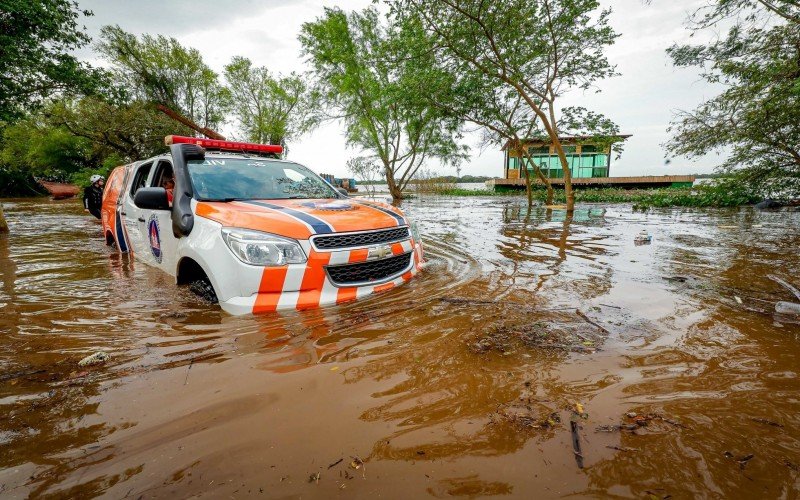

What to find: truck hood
left=195, top=198, right=407, bottom=239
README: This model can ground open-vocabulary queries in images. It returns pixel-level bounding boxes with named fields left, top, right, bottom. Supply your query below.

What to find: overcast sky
left=74, top=0, right=725, bottom=178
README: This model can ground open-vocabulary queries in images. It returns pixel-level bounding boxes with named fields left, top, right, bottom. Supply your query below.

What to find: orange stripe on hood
left=249, top=199, right=402, bottom=232
left=195, top=201, right=314, bottom=239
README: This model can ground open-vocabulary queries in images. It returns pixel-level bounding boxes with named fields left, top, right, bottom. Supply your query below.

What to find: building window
left=528, top=146, right=549, bottom=155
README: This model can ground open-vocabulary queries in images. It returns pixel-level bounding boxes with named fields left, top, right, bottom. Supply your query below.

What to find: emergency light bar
left=165, top=135, right=283, bottom=155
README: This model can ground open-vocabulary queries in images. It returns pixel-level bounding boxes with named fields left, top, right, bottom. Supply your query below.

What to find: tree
left=427, top=68, right=556, bottom=205
left=399, top=0, right=620, bottom=211
left=666, top=1, right=800, bottom=198
left=47, top=98, right=192, bottom=161
left=0, top=114, right=93, bottom=179
left=300, top=7, right=466, bottom=202
left=223, top=57, right=316, bottom=151
left=0, top=0, right=109, bottom=122
left=347, top=156, right=383, bottom=197
left=0, top=98, right=191, bottom=196
left=97, top=26, right=229, bottom=139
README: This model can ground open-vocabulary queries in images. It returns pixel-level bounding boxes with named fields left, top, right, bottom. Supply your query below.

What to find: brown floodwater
left=0, top=196, right=799, bottom=499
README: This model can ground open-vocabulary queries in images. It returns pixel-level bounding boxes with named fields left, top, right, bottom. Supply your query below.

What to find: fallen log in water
left=38, top=180, right=80, bottom=200
left=571, top=420, right=584, bottom=469
left=768, top=274, right=800, bottom=302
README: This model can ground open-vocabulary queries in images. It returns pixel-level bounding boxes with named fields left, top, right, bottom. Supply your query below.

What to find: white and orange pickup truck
left=101, top=136, right=423, bottom=315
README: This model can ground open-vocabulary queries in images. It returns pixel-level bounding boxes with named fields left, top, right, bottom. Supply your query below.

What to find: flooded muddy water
left=1, top=196, right=799, bottom=498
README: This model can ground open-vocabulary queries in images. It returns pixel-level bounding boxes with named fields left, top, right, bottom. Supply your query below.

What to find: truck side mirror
left=134, top=187, right=170, bottom=210
left=336, top=187, right=348, bottom=197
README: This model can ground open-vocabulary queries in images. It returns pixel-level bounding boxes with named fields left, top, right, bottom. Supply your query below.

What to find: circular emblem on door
left=148, top=214, right=162, bottom=263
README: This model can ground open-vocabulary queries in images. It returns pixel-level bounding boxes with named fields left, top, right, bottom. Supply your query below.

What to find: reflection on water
left=0, top=196, right=799, bottom=498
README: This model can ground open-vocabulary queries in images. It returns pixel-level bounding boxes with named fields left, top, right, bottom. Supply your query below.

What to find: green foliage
left=666, top=1, right=800, bottom=199
left=299, top=7, right=467, bottom=201
left=0, top=98, right=186, bottom=195
left=397, top=0, right=622, bottom=209
left=223, top=57, right=317, bottom=149
left=0, top=115, right=93, bottom=179
left=47, top=98, right=192, bottom=161
left=97, top=25, right=229, bottom=132
left=0, top=0, right=110, bottom=121
left=68, top=153, right=125, bottom=187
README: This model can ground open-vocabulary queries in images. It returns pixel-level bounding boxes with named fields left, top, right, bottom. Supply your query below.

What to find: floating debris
left=596, top=412, right=684, bottom=433
left=349, top=457, right=364, bottom=470
left=775, top=301, right=800, bottom=316
left=78, top=352, right=110, bottom=367
left=634, top=230, right=652, bottom=245
left=768, top=274, right=800, bottom=301
left=606, top=445, right=638, bottom=452
left=724, top=452, right=755, bottom=470
left=750, top=417, right=784, bottom=428
left=493, top=403, right=560, bottom=430
left=570, top=421, right=584, bottom=469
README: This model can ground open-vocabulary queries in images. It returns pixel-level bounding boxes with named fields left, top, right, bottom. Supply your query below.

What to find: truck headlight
left=221, top=228, right=306, bottom=266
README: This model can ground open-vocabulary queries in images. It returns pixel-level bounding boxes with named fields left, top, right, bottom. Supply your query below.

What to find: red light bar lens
left=165, top=135, right=283, bottom=154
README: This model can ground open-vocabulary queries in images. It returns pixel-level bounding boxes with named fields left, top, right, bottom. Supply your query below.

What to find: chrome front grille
left=311, top=226, right=410, bottom=251
left=325, top=252, right=412, bottom=287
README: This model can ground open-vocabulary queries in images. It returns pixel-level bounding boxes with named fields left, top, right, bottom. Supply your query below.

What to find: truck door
left=122, top=162, right=153, bottom=258
left=141, top=159, right=180, bottom=275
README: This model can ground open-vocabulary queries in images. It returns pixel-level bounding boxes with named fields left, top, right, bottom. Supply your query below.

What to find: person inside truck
left=162, top=174, right=175, bottom=205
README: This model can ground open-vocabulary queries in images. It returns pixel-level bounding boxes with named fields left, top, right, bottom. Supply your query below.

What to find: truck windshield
left=187, top=158, right=339, bottom=201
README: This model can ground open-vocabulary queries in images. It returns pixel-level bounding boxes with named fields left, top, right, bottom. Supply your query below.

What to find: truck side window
left=150, top=161, right=174, bottom=188
left=129, top=163, right=152, bottom=197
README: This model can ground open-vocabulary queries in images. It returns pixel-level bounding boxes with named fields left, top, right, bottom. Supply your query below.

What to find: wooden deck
left=487, top=175, right=696, bottom=189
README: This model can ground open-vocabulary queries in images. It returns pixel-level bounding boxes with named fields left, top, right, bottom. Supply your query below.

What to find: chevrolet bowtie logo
left=367, top=245, right=393, bottom=260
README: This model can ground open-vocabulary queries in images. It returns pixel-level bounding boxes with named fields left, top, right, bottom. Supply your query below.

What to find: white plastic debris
left=776, top=302, right=800, bottom=316
left=78, top=351, right=111, bottom=367
left=634, top=230, right=652, bottom=244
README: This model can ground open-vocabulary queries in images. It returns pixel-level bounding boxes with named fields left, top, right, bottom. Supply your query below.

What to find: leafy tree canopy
left=223, top=56, right=317, bottom=150
left=666, top=0, right=800, bottom=197
left=0, top=0, right=109, bottom=121
left=396, top=0, right=621, bottom=209
left=300, top=7, right=467, bottom=201
left=47, top=97, right=193, bottom=161
left=97, top=25, right=230, bottom=135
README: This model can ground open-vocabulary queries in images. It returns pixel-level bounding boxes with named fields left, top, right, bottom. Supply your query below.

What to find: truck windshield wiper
left=201, top=197, right=247, bottom=202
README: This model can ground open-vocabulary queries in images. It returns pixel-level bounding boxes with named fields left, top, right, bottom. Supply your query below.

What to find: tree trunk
left=519, top=149, right=555, bottom=206
left=386, top=167, right=403, bottom=203
left=156, top=104, right=226, bottom=140
left=520, top=150, right=555, bottom=205
left=536, top=166, right=554, bottom=205
left=552, top=139, right=574, bottom=211
left=0, top=203, right=8, bottom=234
left=522, top=162, right=533, bottom=208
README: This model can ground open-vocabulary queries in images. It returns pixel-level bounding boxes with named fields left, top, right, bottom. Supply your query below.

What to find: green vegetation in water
left=425, top=181, right=762, bottom=208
